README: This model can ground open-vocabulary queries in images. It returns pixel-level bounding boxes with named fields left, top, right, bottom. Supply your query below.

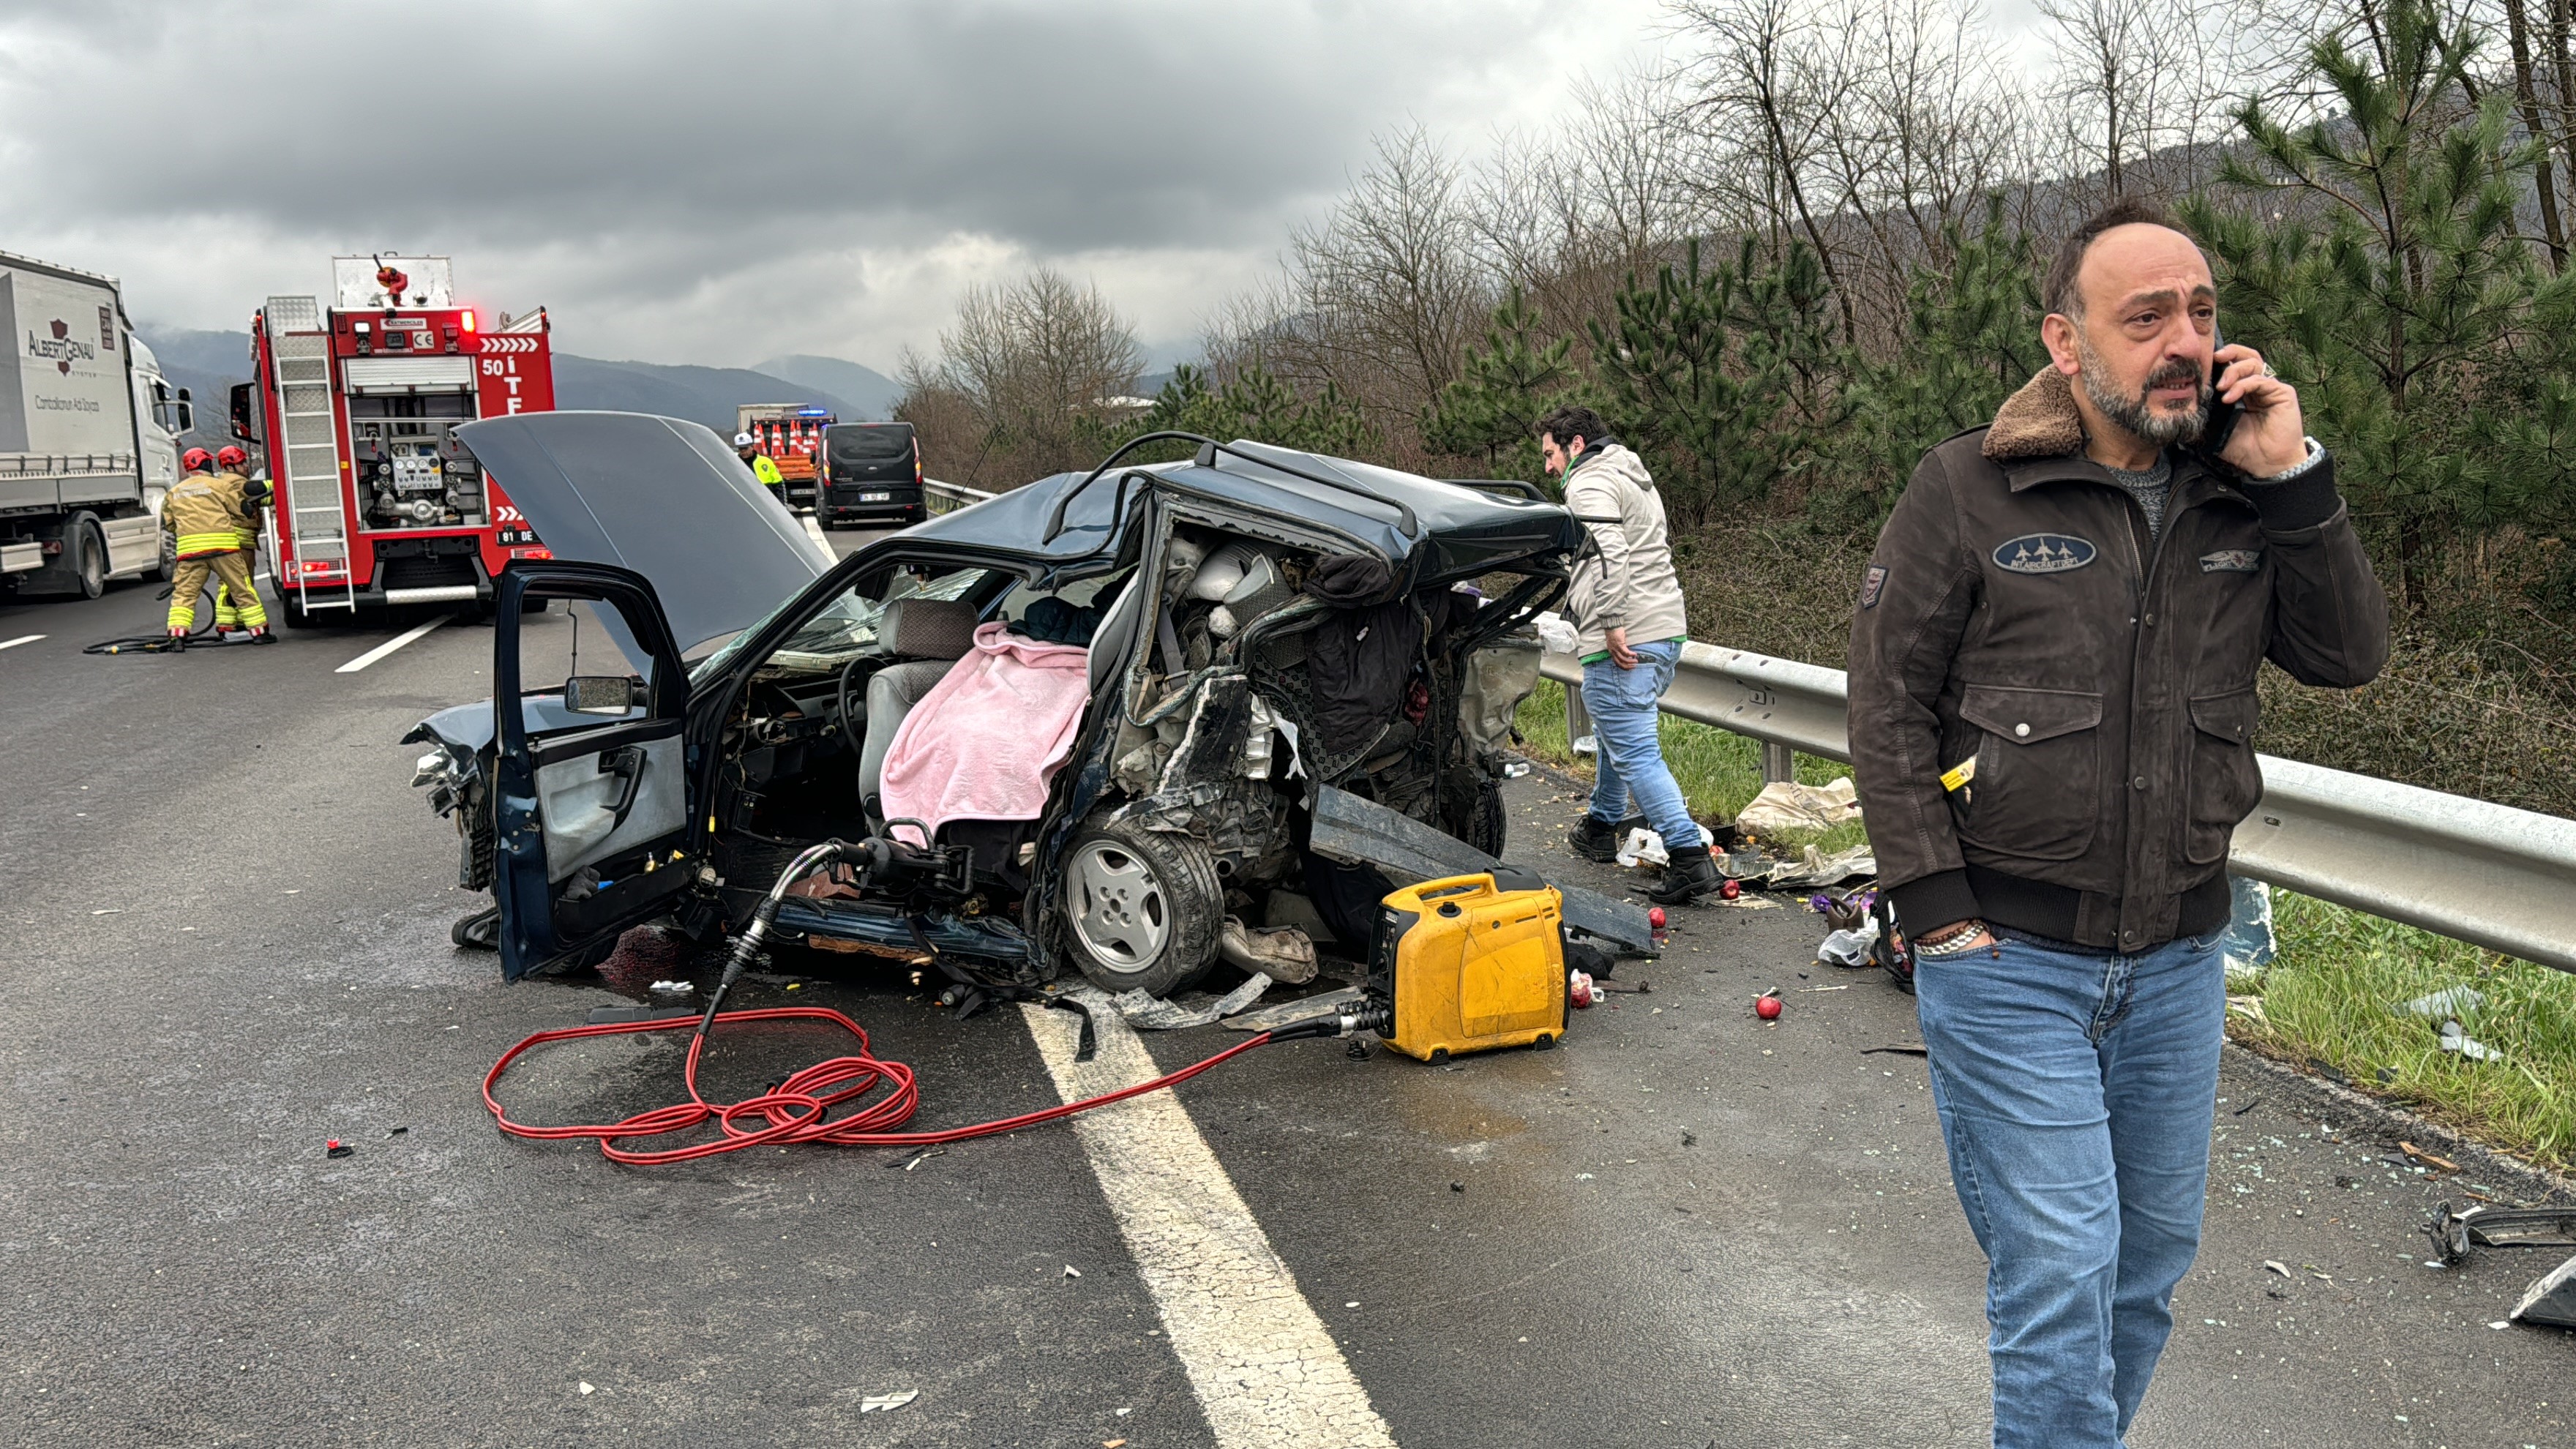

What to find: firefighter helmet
left=181, top=447, right=214, bottom=472
left=215, top=445, right=249, bottom=470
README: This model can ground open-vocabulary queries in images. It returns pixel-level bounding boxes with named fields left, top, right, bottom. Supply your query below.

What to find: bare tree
left=896, top=267, right=1144, bottom=488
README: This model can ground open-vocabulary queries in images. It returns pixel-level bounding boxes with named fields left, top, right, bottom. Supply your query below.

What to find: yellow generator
left=1365, top=867, right=1568, bottom=1062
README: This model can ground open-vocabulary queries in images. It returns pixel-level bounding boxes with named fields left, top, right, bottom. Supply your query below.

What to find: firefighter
left=207, top=445, right=266, bottom=636
left=735, top=430, right=785, bottom=501
left=163, top=449, right=272, bottom=644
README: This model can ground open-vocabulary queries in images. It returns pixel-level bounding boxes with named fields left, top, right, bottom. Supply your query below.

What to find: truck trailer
left=234, top=257, right=555, bottom=625
left=1, top=250, right=192, bottom=599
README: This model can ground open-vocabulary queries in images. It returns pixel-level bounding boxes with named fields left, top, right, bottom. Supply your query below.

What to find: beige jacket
left=1561, top=442, right=1688, bottom=658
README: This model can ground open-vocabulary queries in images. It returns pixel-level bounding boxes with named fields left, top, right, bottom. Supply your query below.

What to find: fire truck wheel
left=280, top=599, right=324, bottom=629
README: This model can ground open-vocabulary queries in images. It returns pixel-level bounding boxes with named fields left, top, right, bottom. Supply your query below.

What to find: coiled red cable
left=484, top=1006, right=1280, bottom=1167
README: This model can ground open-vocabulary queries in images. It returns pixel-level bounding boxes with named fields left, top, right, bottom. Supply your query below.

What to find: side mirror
left=563, top=675, right=637, bottom=715
left=228, top=382, right=261, bottom=444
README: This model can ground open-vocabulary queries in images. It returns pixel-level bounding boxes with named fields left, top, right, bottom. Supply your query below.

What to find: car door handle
left=598, top=744, right=647, bottom=832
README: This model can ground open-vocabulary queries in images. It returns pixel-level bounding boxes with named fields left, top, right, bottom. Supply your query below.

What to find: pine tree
left=1846, top=195, right=2046, bottom=512
left=1421, top=288, right=1582, bottom=487
left=1110, top=362, right=1377, bottom=463
left=2184, top=0, right=2536, bottom=608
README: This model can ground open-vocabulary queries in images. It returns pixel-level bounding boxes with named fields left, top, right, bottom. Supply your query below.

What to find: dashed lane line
left=334, top=614, right=454, bottom=674
left=1022, top=1003, right=1398, bottom=1449
left=0, top=634, right=43, bottom=652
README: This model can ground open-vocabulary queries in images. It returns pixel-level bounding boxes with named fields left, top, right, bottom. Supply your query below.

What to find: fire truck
left=735, top=402, right=832, bottom=509
left=232, top=256, right=555, bottom=624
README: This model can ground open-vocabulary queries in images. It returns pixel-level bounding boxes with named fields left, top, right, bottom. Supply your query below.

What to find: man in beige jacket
left=1540, top=405, right=1714, bottom=903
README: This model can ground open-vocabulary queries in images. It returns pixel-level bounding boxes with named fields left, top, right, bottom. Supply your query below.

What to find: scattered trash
left=385, top=1126, right=410, bottom=1137
left=1571, top=734, right=1598, bottom=756
left=1817, top=918, right=1883, bottom=968
left=2225, top=995, right=2268, bottom=1024
left=895, top=1147, right=947, bottom=1172
left=2425, top=1200, right=2576, bottom=1268
left=1450, top=1181, right=1465, bottom=1192
left=1860, top=1044, right=1929, bottom=1057
left=1105, top=1439, right=1129, bottom=1448
left=1063, top=1265, right=1082, bottom=1278
left=2220, top=876, right=2277, bottom=988
left=2396, top=985, right=2486, bottom=1019
left=1344, top=1301, right=1360, bottom=1308
left=89, top=908, right=121, bottom=916
left=646, top=978, right=692, bottom=996
left=1078, top=972, right=1274, bottom=1032
left=2231, top=1098, right=2262, bottom=1117
left=325, top=1139, right=353, bottom=1159
left=1718, top=878, right=1741, bottom=900
left=2264, top=1260, right=2291, bottom=1279
left=1647, top=906, right=1666, bottom=929
left=1754, top=989, right=1783, bottom=1021
left=1534, top=612, right=1580, bottom=656
left=1715, top=894, right=1781, bottom=909
left=577, top=1382, right=595, bottom=1396
left=1797, top=984, right=1849, bottom=992
left=858, top=1390, right=918, bottom=1412
left=1569, top=970, right=1598, bottom=1009
left=1218, top=918, right=1318, bottom=986
left=2437, top=1019, right=2502, bottom=1062
left=2401, top=1142, right=2463, bottom=1174
left=1734, top=778, right=1862, bottom=838
left=1680, top=1131, right=1697, bottom=1147
left=1615, top=823, right=1716, bottom=869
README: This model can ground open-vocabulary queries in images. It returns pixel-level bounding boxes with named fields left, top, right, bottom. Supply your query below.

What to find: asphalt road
left=2, top=542, right=2569, bottom=1448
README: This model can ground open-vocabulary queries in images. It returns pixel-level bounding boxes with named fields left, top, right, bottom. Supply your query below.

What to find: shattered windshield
left=696, top=566, right=989, bottom=681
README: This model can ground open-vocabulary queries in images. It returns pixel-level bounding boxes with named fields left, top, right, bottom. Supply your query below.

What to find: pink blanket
left=878, top=622, right=1091, bottom=845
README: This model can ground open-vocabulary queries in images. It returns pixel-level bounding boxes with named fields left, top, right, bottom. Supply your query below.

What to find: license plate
left=861, top=491, right=891, bottom=502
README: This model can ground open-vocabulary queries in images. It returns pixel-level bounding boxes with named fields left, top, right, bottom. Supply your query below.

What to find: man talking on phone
left=1849, top=200, right=2386, bottom=1446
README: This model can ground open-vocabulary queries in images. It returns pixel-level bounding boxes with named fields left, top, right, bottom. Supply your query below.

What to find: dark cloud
left=0, top=0, right=1660, bottom=364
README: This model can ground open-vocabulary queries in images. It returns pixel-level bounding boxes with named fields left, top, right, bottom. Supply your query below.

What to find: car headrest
left=876, top=597, right=979, bottom=660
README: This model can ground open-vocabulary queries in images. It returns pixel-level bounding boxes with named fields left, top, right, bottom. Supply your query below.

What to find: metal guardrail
left=921, top=478, right=992, bottom=514
left=1542, top=645, right=2576, bottom=972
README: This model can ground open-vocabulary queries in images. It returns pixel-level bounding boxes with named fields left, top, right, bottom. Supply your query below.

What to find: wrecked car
left=405, top=411, right=1583, bottom=997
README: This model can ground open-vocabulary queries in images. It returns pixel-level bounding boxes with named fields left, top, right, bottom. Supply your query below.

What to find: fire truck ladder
left=263, top=296, right=356, bottom=618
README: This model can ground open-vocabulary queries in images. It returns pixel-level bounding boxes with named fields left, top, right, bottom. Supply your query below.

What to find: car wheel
left=1462, top=776, right=1508, bottom=858
left=1060, top=817, right=1224, bottom=997
left=72, top=519, right=107, bottom=599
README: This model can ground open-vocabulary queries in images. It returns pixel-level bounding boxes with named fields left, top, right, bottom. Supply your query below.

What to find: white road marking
left=801, top=514, right=830, bottom=549
left=1022, top=1003, right=1397, bottom=1448
left=0, top=634, right=43, bottom=652
left=334, top=614, right=452, bottom=674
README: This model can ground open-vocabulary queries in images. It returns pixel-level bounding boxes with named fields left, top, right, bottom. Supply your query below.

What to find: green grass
left=1518, top=681, right=2576, bottom=1172
left=2234, top=892, right=2576, bottom=1171
left=1517, top=679, right=1868, bottom=853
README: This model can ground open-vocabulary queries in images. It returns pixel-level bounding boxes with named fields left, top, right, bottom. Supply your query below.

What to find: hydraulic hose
left=483, top=837, right=1358, bottom=1166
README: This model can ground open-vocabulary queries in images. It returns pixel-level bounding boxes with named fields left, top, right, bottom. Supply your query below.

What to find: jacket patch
left=2199, top=548, right=2264, bottom=573
left=1992, top=533, right=2097, bottom=574
left=1860, top=564, right=1887, bottom=610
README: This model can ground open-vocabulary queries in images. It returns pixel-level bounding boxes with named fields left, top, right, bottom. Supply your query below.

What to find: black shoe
left=1644, top=845, right=1723, bottom=905
left=249, top=629, right=277, bottom=645
left=1568, top=814, right=1622, bottom=863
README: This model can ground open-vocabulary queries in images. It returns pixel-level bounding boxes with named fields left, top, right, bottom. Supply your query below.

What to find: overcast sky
left=0, top=0, right=2051, bottom=372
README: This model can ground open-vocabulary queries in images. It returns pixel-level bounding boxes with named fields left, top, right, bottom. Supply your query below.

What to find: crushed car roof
left=910, top=440, right=1581, bottom=585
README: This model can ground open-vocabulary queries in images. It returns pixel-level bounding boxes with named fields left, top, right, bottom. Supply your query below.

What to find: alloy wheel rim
left=1066, top=840, right=1169, bottom=967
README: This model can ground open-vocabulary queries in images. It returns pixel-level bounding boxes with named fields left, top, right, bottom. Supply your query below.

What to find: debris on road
left=1860, top=1044, right=1929, bottom=1057
left=1734, top=778, right=1862, bottom=837
left=1063, top=1265, right=1081, bottom=1278
left=1219, top=918, right=1317, bottom=985
left=858, top=1390, right=918, bottom=1412
left=2264, top=1259, right=2291, bottom=1278
left=2437, top=1019, right=2502, bottom=1062
left=2515, top=1256, right=2576, bottom=1328
left=325, top=1139, right=353, bottom=1159
left=2400, top=1142, right=2462, bottom=1174
left=1569, top=971, right=1597, bottom=1009
left=1817, top=918, right=1882, bottom=968
left=577, top=1382, right=594, bottom=1396
left=2395, top=984, right=2485, bottom=1019
left=1754, top=989, right=1783, bottom=1021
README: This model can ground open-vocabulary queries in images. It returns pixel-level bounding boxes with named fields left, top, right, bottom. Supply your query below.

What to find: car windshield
left=827, top=426, right=913, bottom=465
left=689, top=566, right=987, bottom=683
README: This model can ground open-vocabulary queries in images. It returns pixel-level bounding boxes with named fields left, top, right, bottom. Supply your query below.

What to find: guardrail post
left=1761, top=741, right=1795, bottom=785
left=1563, top=681, right=1591, bottom=752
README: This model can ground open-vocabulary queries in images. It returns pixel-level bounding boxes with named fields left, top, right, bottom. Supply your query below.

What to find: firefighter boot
left=1568, top=814, right=1622, bottom=864
left=1644, top=844, right=1723, bottom=905
left=248, top=627, right=276, bottom=645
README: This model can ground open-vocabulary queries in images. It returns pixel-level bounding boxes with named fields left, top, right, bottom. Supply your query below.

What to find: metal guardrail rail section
left=1542, top=646, right=2576, bottom=973
left=922, top=479, right=991, bottom=514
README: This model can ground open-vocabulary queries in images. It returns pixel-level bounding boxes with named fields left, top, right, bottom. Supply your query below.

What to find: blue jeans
left=1581, top=640, right=1697, bottom=852
left=1914, top=926, right=2228, bottom=1448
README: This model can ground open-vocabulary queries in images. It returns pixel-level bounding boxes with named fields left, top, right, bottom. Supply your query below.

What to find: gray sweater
left=1561, top=442, right=1690, bottom=659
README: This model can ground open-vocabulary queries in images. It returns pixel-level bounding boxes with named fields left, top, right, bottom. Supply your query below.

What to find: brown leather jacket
left=1849, top=370, right=2389, bottom=952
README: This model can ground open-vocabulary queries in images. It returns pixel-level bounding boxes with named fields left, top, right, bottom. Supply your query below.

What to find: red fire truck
left=231, top=256, right=556, bottom=624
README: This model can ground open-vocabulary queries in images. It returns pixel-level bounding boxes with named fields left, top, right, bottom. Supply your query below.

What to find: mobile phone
left=2201, top=324, right=2243, bottom=456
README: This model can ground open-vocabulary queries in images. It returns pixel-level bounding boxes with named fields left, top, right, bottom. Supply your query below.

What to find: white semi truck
left=1, top=250, right=192, bottom=599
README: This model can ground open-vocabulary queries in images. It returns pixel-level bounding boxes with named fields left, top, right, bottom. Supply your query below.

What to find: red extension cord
left=484, top=1006, right=1281, bottom=1167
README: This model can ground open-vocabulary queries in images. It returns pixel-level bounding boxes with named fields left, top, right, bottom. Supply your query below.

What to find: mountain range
left=136, top=329, right=902, bottom=452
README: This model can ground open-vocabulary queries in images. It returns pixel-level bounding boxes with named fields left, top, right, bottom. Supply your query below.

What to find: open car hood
left=455, top=411, right=832, bottom=655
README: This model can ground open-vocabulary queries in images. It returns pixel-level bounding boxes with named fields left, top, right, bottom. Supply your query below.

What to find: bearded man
left=1847, top=200, right=2387, bottom=1446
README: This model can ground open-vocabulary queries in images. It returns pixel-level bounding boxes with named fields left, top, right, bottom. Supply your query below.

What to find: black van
left=817, top=422, right=924, bottom=528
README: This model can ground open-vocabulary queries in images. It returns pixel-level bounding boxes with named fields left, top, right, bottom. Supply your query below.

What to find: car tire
left=72, top=517, right=107, bottom=599
left=1059, top=817, right=1224, bottom=997
left=1461, top=776, right=1508, bottom=858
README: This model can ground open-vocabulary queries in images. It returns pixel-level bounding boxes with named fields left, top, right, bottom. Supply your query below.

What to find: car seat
left=859, top=597, right=980, bottom=825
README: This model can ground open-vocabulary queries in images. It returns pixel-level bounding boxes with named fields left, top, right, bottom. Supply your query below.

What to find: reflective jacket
left=746, top=453, right=784, bottom=488
left=210, top=471, right=264, bottom=548
left=1849, top=369, right=2389, bottom=952
left=162, top=473, right=254, bottom=558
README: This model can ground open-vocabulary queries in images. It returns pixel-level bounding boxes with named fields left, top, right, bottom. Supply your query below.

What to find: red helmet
left=215, top=446, right=249, bottom=470
left=181, top=447, right=214, bottom=472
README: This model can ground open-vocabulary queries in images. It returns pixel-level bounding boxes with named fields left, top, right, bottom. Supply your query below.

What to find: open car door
left=490, top=561, right=694, bottom=981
